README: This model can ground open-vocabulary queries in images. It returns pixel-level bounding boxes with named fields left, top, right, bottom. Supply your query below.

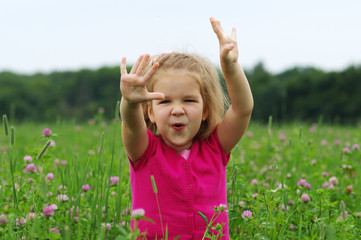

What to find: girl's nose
left=171, top=104, right=185, bottom=116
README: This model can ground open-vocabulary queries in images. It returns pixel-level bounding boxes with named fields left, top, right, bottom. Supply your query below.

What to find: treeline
left=1, top=63, right=361, bottom=124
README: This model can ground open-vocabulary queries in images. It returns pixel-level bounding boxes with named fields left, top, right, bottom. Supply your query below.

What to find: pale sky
left=1, top=0, right=360, bottom=74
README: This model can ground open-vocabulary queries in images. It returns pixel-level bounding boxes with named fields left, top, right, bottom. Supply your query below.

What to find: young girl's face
left=148, top=70, right=208, bottom=153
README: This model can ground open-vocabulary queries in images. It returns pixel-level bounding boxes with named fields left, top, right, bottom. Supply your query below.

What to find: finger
left=210, top=17, right=225, bottom=40
left=143, top=62, right=159, bottom=82
left=231, top=27, right=237, bottom=41
left=130, top=55, right=144, bottom=74
left=120, top=57, right=127, bottom=76
left=145, top=92, right=165, bottom=101
left=136, top=54, right=150, bottom=76
left=220, top=44, right=235, bottom=58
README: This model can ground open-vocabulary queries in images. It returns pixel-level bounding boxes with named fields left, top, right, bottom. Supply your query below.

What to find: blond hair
left=144, top=52, right=228, bottom=140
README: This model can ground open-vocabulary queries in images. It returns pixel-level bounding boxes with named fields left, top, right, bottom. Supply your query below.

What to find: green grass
left=1, top=113, right=361, bottom=239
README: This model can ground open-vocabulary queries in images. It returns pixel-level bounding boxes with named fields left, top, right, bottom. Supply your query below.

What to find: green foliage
left=247, top=63, right=361, bottom=123
left=0, top=66, right=120, bottom=122
left=1, top=63, right=361, bottom=124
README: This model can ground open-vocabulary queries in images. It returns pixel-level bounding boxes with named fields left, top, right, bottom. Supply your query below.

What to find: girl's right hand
left=120, top=54, right=164, bottom=104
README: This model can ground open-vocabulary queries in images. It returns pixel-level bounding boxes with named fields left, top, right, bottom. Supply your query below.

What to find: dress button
left=187, top=184, right=193, bottom=190
left=183, top=163, right=189, bottom=169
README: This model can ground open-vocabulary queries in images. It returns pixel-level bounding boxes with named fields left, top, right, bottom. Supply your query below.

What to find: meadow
left=1, top=105, right=361, bottom=239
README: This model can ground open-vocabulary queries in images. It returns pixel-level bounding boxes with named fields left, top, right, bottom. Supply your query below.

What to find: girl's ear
left=202, top=107, right=209, bottom=121
left=148, top=103, right=156, bottom=123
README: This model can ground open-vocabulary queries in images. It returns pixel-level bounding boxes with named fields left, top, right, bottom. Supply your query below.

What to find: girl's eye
left=159, top=100, right=170, bottom=104
left=185, top=99, right=196, bottom=103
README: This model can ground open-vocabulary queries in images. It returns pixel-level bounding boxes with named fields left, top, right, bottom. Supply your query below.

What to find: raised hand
left=120, top=54, right=164, bottom=104
left=210, top=17, right=239, bottom=65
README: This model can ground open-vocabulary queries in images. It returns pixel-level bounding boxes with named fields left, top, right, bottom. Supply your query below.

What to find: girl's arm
left=210, top=17, right=254, bottom=155
left=120, top=54, right=164, bottom=162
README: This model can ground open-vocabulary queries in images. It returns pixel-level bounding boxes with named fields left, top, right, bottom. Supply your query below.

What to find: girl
left=120, top=18, right=253, bottom=239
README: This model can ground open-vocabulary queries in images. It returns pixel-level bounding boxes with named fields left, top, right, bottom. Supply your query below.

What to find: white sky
left=1, top=0, right=360, bottom=74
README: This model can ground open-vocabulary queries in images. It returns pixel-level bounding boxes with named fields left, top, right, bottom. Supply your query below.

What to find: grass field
left=1, top=109, right=361, bottom=239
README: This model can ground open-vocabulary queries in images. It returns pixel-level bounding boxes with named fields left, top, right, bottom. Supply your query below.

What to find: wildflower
left=26, top=212, right=35, bottom=221
left=61, top=160, right=67, bottom=166
left=311, top=159, right=316, bottom=165
left=88, top=150, right=95, bottom=155
left=250, top=179, right=258, bottom=185
left=24, top=163, right=37, bottom=173
left=50, top=228, right=60, bottom=234
left=51, top=204, right=58, bottom=210
left=57, top=194, right=69, bottom=202
left=322, top=182, right=329, bottom=188
left=321, top=140, right=327, bottom=146
left=111, top=191, right=116, bottom=196
left=246, top=131, right=253, bottom=137
left=215, top=204, right=227, bottom=212
left=309, top=126, right=316, bottom=133
left=289, top=224, right=295, bottom=230
left=54, top=159, right=60, bottom=166
left=340, top=210, right=349, bottom=218
left=42, top=128, right=52, bottom=137
left=286, top=173, right=291, bottom=178
left=279, top=134, right=286, bottom=141
left=334, top=140, right=341, bottom=146
left=322, top=171, right=328, bottom=177
left=28, top=178, right=34, bottom=183
left=16, top=218, right=26, bottom=226
left=357, top=212, right=361, bottom=218
left=82, top=184, right=90, bottom=192
left=281, top=204, right=289, bottom=211
left=352, top=144, right=360, bottom=150
left=24, top=155, right=33, bottom=162
left=101, top=223, right=111, bottom=231
left=49, top=140, right=56, bottom=147
left=329, top=176, right=338, bottom=185
left=297, top=179, right=307, bottom=187
left=342, top=148, right=350, bottom=153
left=110, top=176, right=119, bottom=185
left=242, top=210, right=252, bottom=219
left=43, top=205, right=55, bottom=218
left=58, top=185, right=66, bottom=191
left=288, top=200, right=294, bottom=206
left=45, top=173, right=54, bottom=181
left=131, top=208, right=145, bottom=219
left=238, top=201, right=246, bottom=207
left=301, top=193, right=311, bottom=203
left=0, top=214, right=8, bottom=225
left=297, top=178, right=311, bottom=190
left=252, top=193, right=258, bottom=198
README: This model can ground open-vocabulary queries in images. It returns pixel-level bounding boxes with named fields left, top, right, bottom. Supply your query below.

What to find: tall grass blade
left=2, top=114, right=9, bottom=136
left=10, top=126, right=15, bottom=146
left=37, top=140, right=51, bottom=161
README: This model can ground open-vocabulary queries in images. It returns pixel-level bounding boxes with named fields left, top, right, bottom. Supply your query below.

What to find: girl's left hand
left=210, top=17, right=239, bottom=65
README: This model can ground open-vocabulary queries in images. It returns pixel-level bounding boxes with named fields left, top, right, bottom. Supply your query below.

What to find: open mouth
left=172, top=123, right=185, bottom=130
